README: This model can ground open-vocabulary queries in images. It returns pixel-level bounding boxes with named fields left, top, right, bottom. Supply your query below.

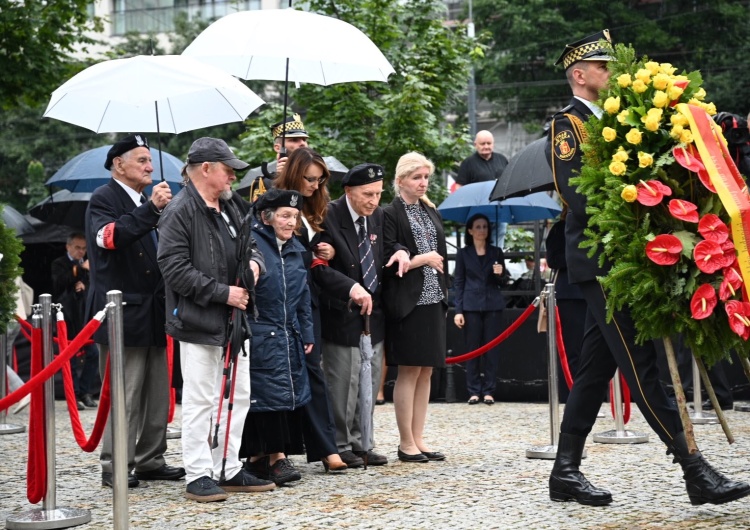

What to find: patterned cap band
left=271, top=113, right=308, bottom=139
left=555, top=30, right=613, bottom=69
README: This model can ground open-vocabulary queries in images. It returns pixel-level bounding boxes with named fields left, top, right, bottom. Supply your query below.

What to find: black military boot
left=549, top=433, right=612, bottom=506
left=668, top=431, right=750, bottom=505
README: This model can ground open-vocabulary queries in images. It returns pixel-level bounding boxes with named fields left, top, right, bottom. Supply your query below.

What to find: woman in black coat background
left=453, top=213, right=511, bottom=405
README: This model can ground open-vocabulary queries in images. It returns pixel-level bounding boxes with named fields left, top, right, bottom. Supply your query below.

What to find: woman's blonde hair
left=393, top=151, right=436, bottom=208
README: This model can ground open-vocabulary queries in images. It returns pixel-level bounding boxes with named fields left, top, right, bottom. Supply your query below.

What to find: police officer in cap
left=546, top=30, right=750, bottom=507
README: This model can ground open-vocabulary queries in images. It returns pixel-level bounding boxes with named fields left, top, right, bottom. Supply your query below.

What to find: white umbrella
left=44, top=55, right=264, bottom=134
left=182, top=9, right=395, bottom=85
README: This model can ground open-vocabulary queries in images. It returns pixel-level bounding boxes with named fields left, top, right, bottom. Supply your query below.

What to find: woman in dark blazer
left=453, top=213, right=511, bottom=405
left=382, top=152, right=448, bottom=463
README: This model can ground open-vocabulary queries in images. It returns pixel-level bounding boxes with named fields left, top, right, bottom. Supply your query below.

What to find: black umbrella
left=1, top=205, right=35, bottom=236
left=490, top=137, right=554, bottom=201
left=28, top=190, right=92, bottom=230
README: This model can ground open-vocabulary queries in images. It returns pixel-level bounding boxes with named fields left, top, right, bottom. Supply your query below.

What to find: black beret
left=255, top=188, right=303, bottom=212
left=554, top=30, right=613, bottom=70
left=341, top=163, right=384, bottom=187
left=104, top=134, right=150, bottom=170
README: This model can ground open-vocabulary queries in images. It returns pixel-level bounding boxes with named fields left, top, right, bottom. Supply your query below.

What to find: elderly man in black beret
left=158, top=137, right=274, bottom=502
left=313, top=163, right=410, bottom=468
left=85, top=134, right=183, bottom=489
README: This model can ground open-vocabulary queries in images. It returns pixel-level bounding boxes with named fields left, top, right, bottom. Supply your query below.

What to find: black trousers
left=560, top=281, right=683, bottom=446
left=463, top=310, right=503, bottom=397
left=556, top=298, right=586, bottom=403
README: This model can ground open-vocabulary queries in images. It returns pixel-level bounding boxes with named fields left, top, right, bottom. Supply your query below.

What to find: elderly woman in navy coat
left=453, top=213, right=511, bottom=405
left=240, top=189, right=313, bottom=485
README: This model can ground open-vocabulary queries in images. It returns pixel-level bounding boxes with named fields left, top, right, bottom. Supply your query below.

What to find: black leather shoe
left=338, top=450, right=364, bottom=469
left=669, top=431, right=750, bottom=505
left=702, top=399, right=733, bottom=411
left=81, top=394, right=98, bottom=408
left=549, top=433, right=612, bottom=506
left=135, top=464, right=186, bottom=481
left=76, top=400, right=85, bottom=411
left=421, top=451, right=445, bottom=461
left=102, top=472, right=139, bottom=488
left=354, top=450, right=388, bottom=466
left=397, top=447, right=428, bottom=463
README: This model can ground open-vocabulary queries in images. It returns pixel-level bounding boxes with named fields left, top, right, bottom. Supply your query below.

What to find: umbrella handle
left=364, top=314, right=370, bottom=336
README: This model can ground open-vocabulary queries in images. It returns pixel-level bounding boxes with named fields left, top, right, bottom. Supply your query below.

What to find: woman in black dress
left=382, top=152, right=448, bottom=463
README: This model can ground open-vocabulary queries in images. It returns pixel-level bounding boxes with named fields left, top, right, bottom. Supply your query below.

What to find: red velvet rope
left=554, top=307, right=574, bottom=391
left=446, top=302, right=538, bottom=364
left=57, top=317, right=111, bottom=452
left=609, top=371, right=631, bottom=424
left=167, top=335, right=175, bottom=423
left=27, top=325, right=46, bottom=503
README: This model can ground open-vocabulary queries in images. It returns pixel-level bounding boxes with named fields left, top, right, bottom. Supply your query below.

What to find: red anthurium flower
left=645, top=234, right=682, bottom=265
left=668, top=199, right=699, bottom=222
left=720, top=266, right=744, bottom=300
left=725, top=300, right=750, bottom=340
left=698, top=214, right=729, bottom=243
left=691, top=284, right=717, bottom=319
left=693, top=240, right=726, bottom=273
left=673, top=145, right=704, bottom=172
left=636, top=180, right=673, bottom=206
left=720, top=239, right=737, bottom=268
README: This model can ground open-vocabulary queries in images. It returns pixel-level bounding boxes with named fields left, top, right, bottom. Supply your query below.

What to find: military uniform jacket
left=313, top=196, right=385, bottom=347
left=85, top=179, right=166, bottom=347
left=546, top=97, right=607, bottom=284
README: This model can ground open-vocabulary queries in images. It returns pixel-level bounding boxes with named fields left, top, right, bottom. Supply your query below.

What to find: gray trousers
left=321, top=340, right=383, bottom=452
left=98, top=344, right=169, bottom=474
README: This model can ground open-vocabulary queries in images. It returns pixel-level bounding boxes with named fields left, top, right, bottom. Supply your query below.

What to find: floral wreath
left=573, top=43, right=750, bottom=364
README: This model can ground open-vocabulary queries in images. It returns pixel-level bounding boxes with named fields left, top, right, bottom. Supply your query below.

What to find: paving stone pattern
left=2, top=401, right=750, bottom=529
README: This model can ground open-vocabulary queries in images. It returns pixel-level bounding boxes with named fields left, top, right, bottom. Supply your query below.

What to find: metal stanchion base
left=526, top=445, right=587, bottom=460
left=734, top=402, right=750, bottom=412
left=166, top=426, right=181, bottom=439
left=593, top=429, right=649, bottom=444
left=690, top=411, right=719, bottom=424
left=0, top=422, right=25, bottom=434
left=6, top=507, right=91, bottom=529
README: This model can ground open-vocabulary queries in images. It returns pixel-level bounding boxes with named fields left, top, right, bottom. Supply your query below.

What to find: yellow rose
left=635, top=68, right=652, bottom=84
left=680, top=128, right=694, bottom=144
left=660, top=63, right=676, bottom=75
left=617, top=73, right=632, bottom=88
left=609, top=161, right=627, bottom=176
left=643, top=115, right=661, bottom=132
left=652, top=90, right=670, bottom=108
left=613, top=147, right=629, bottom=163
left=638, top=151, right=654, bottom=168
left=652, top=73, right=670, bottom=90
left=704, top=102, right=717, bottom=115
left=603, top=96, right=620, bottom=114
left=668, top=84, right=685, bottom=100
left=694, top=87, right=707, bottom=101
left=632, top=80, right=648, bottom=93
left=617, top=109, right=630, bottom=125
left=626, top=128, right=643, bottom=145
left=602, top=127, right=617, bottom=142
left=670, top=113, right=688, bottom=127
left=621, top=185, right=638, bottom=202
left=646, top=107, right=663, bottom=119
left=670, top=125, right=684, bottom=140
left=645, top=61, right=660, bottom=76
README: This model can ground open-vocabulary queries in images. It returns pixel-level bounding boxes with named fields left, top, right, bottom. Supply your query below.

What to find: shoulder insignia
left=553, top=129, right=576, bottom=161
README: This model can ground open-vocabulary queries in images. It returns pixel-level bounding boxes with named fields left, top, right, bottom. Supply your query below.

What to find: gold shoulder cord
left=565, top=113, right=587, bottom=144
left=550, top=118, right=568, bottom=208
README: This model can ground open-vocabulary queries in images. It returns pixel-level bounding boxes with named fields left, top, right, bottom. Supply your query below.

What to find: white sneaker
left=11, top=393, right=31, bottom=414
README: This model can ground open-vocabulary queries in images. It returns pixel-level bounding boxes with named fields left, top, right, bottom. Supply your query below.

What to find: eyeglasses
left=220, top=210, right=237, bottom=239
left=302, top=175, right=328, bottom=185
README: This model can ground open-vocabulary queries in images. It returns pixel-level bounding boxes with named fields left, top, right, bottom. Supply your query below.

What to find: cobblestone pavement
left=2, top=400, right=750, bottom=529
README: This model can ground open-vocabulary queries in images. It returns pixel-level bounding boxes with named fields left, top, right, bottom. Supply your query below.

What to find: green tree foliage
left=473, top=0, right=750, bottom=127
left=0, top=210, right=24, bottom=333
left=0, top=0, right=103, bottom=109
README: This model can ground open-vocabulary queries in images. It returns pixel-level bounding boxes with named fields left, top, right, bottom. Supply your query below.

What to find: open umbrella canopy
left=489, top=137, right=554, bottom=201
left=28, top=190, right=92, bottom=229
left=43, top=54, right=265, bottom=134
left=438, top=181, right=561, bottom=225
left=234, top=156, right=349, bottom=194
left=182, top=9, right=395, bottom=85
left=1, top=205, right=35, bottom=236
left=46, top=145, right=184, bottom=194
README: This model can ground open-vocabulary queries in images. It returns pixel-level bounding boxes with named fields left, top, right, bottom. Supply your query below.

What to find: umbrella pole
left=280, top=57, right=290, bottom=158
left=154, top=101, right=165, bottom=182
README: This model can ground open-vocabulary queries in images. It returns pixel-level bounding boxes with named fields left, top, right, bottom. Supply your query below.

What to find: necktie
left=357, top=216, right=377, bottom=293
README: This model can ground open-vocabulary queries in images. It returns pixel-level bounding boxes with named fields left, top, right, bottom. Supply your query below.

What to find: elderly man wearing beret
left=313, top=163, right=410, bottom=468
left=85, top=134, right=183, bottom=489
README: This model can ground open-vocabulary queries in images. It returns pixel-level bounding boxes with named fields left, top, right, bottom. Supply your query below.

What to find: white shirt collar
left=113, top=178, right=145, bottom=207
left=574, top=96, right=603, bottom=119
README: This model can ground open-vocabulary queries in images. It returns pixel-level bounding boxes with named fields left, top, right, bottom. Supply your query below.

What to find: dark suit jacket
left=84, top=179, right=166, bottom=347
left=546, top=97, right=606, bottom=283
left=545, top=218, right=584, bottom=301
left=453, top=245, right=510, bottom=314
left=51, top=254, right=90, bottom=335
left=314, top=196, right=385, bottom=347
left=381, top=197, right=448, bottom=321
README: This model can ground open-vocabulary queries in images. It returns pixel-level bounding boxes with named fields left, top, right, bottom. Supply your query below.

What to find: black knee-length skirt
left=385, top=302, right=446, bottom=368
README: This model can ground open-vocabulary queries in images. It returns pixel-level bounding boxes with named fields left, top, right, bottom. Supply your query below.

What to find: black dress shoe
left=76, top=400, right=85, bottom=411
left=354, top=450, right=388, bottom=466
left=102, top=472, right=139, bottom=488
left=421, top=451, right=445, bottom=461
left=338, top=450, right=364, bottom=468
left=135, top=464, right=186, bottom=481
left=375, top=399, right=386, bottom=405
left=81, top=394, right=98, bottom=408
left=702, top=399, right=733, bottom=411
left=397, top=447, right=428, bottom=463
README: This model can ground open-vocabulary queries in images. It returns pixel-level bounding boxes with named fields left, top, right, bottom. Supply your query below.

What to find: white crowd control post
left=593, top=369, right=648, bottom=444
left=526, top=284, right=585, bottom=459
left=7, top=296, right=91, bottom=529
left=690, top=355, right=718, bottom=425
left=0, top=328, right=24, bottom=434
